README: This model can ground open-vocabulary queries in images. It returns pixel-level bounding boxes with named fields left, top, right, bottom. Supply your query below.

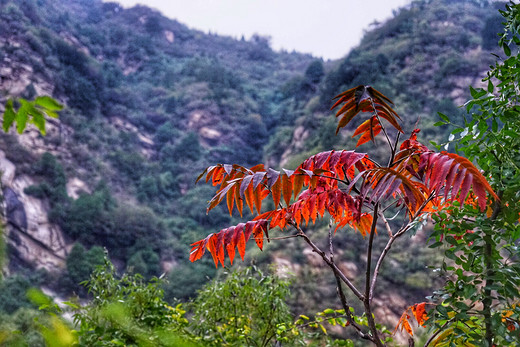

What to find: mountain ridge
left=0, top=0, right=508, bottom=331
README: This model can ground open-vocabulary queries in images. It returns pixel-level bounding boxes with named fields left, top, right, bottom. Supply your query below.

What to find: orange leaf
left=226, top=183, right=235, bottom=216
left=282, top=173, right=292, bottom=206
left=271, top=178, right=282, bottom=207
left=234, top=184, right=244, bottom=217
left=402, top=316, right=413, bottom=336
left=413, top=302, right=428, bottom=326
left=293, top=173, right=305, bottom=200
left=394, top=312, right=414, bottom=336
left=244, top=183, right=255, bottom=214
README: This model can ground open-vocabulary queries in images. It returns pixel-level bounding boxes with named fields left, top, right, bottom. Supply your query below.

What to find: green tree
left=65, top=243, right=105, bottom=294
left=191, top=266, right=304, bottom=346
left=304, top=59, right=325, bottom=84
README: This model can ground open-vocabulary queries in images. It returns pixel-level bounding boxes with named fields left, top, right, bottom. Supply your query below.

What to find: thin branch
left=292, top=223, right=364, bottom=301
left=363, top=204, right=383, bottom=347
left=389, top=131, right=401, bottom=167
left=379, top=211, right=393, bottom=237
left=311, top=173, right=351, bottom=187
left=324, top=218, right=375, bottom=343
left=253, top=235, right=300, bottom=241
left=365, top=203, right=379, bottom=303
left=334, top=273, right=374, bottom=342
left=370, top=194, right=436, bottom=300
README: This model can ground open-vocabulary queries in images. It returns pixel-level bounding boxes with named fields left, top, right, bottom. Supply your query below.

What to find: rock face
left=4, top=188, right=27, bottom=231
left=0, top=150, right=70, bottom=274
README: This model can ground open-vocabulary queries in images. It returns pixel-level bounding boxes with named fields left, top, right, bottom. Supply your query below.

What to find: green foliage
left=2, top=96, right=62, bottom=135
left=65, top=243, right=105, bottom=294
left=0, top=308, right=49, bottom=346
left=74, top=257, right=195, bottom=346
left=108, top=150, right=148, bottom=182
left=164, top=259, right=217, bottom=301
left=191, top=266, right=304, bottom=346
left=104, top=202, right=165, bottom=260
left=0, top=275, right=34, bottom=314
left=305, top=60, right=325, bottom=84
left=25, top=152, right=68, bottom=204
left=57, top=183, right=114, bottom=244
left=429, top=2, right=520, bottom=345
left=127, top=247, right=161, bottom=279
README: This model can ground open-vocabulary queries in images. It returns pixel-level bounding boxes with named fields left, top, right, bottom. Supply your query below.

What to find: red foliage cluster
left=190, top=85, right=497, bottom=269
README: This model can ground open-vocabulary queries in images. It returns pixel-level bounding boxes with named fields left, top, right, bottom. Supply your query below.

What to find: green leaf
left=24, top=100, right=47, bottom=135
left=34, top=96, right=63, bottom=111
left=3, top=99, right=16, bottom=132
left=487, top=80, right=494, bottom=93
left=438, top=112, right=449, bottom=122
left=437, top=305, right=449, bottom=318
left=469, top=86, right=478, bottom=98
left=16, top=107, right=28, bottom=134
left=492, top=119, right=498, bottom=132
left=31, top=113, right=46, bottom=135
left=504, top=43, right=511, bottom=57
left=429, top=241, right=444, bottom=248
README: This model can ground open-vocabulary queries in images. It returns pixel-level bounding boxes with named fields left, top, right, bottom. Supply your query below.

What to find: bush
left=0, top=275, right=34, bottom=314
left=74, top=258, right=194, bottom=346
left=65, top=244, right=105, bottom=294
left=191, top=266, right=303, bottom=346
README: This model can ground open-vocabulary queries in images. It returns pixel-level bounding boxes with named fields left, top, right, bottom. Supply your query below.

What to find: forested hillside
left=0, top=0, right=509, bottom=340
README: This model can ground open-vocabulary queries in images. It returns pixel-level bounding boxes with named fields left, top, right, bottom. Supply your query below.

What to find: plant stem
left=483, top=193, right=502, bottom=346
left=364, top=204, right=384, bottom=346
left=328, top=220, right=374, bottom=342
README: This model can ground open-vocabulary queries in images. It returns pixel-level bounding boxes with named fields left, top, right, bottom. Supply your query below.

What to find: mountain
left=0, top=0, right=315, bottom=277
left=0, top=0, right=507, bottom=328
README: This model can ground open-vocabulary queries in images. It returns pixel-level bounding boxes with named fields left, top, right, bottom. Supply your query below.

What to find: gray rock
left=4, top=187, right=27, bottom=231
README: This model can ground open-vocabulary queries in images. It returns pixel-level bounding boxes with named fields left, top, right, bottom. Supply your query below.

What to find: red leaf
left=189, top=220, right=270, bottom=267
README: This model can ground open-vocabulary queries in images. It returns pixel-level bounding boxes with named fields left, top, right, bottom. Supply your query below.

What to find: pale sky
left=109, top=0, right=411, bottom=60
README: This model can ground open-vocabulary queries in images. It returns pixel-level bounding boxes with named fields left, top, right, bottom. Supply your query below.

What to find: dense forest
left=0, top=0, right=518, bottom=345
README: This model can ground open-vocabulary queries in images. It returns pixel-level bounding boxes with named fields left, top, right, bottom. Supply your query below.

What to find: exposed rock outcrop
left=0, top=150, right=70, bottom=273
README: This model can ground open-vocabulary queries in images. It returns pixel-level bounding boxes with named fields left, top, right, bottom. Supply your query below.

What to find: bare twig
left=369, top=194, right=435, bottom=300
left=363, top=204, right=384, bottom=346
